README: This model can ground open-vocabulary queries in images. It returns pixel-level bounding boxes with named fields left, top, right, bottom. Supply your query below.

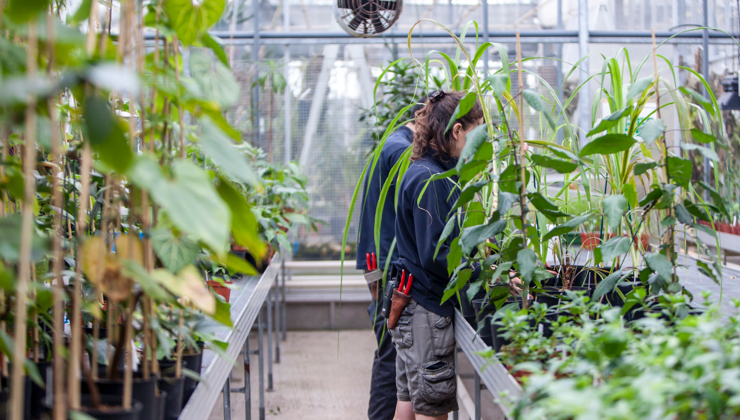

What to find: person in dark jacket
left=356, top=98, right=427, bottom=420
left=391, top=90, right=483, bottom=420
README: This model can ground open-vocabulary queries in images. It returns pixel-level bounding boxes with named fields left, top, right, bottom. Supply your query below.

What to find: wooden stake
left=10, top=21, right=37, bottom=420
left=173, top=36, right=186, bottom=160
left=515, top=31, right=530, bottom=309
left=122, top=295, right=135, bottom=409
left=46, top=13, right=67, bottom=420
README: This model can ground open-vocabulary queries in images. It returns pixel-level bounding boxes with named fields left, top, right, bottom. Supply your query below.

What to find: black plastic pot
left=157, top=376, right=184, bottom=420
left=153, top=391, right=167, bottom=420
left=603, top=281, right=641, bottom=307
left=1, top=374, right=31, bottom=420
left=158, top=350, right=203, bottom=408
left=30, top=360, right=53, bottom=419
left=489, top=296, right=533, bottom=352
left=471, top=298, right=499, bottom=347
left=457, top=283, right=484, bottom=329
left=82, top=375, right=158, bottom=420
left=72, top=394, right=143, bottom=420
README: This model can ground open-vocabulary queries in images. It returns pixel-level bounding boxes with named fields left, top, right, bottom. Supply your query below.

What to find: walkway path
left=209, top=330, right=375, bottom=420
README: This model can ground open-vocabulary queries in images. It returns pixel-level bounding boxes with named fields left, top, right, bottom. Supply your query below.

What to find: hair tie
left=429, top=90, right=445, bottom=103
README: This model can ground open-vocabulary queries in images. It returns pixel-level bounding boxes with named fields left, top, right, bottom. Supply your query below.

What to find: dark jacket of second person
left=393, top=150, right=480, bottom=319
left=355, top=126, right=414, bottom=270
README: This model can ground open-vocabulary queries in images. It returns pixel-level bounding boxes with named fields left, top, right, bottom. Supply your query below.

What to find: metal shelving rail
left=179, top=253, right=283, bottom=420
left=454, top=308, right=522, bottom=419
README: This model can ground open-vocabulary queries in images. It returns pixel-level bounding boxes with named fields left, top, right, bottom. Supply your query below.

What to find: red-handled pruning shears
left=366, top=252, right=378, bottom=271
left=397, top=269, right=413, bottom=296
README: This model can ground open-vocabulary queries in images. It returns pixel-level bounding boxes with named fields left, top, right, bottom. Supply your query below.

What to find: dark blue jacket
left=393, top=150, right=480, bottom=318
left=355, top=126, right=414, bottom=270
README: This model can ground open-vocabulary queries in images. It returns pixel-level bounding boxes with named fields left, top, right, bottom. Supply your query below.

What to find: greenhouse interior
left=1, top=0, right=740, bottom=418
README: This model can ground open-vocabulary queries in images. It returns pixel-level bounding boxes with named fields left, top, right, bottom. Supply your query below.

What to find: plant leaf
left=516, top=248, right=538, bottom=284
left=681, top=143, right=719, bottom=161
left=602, top=194, right=628, bottom=229
left=587, top=106, right=631, bottom=137
left=542, top=214, right=591, bottom=241
left=151, top=228, right=200, bottom=274
left=456, top=124, right=489, bottom=171
left=579, top=134, right=636, bottom=157
left=690, top=128, right=717, bottom=144
left=460, top=219, right=507, bottom=256
left=634, top=162, right=659, bottom=176
left=594, top=236, right=631, bottom=265
left=637, top=119, right=666, bottom=145
left=644, top=253, right=673, bottom=283
left=592, top=269, right=626, bottom=301
left=626, top=77, right=654, bottom=102
left=529, top=154, right=577, bottom=173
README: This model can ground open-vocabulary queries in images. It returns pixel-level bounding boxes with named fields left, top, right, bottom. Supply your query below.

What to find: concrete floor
left=209, top=330, right=374, bottom=420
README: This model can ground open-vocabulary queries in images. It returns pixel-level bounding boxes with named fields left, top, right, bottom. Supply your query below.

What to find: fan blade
left=376, top=1, right=398, bottom=10
left=371, top=15, right=385, bottom=34
left=336, top=0, right=353, bottom=8
left=347, top=14, right=364, bottom=31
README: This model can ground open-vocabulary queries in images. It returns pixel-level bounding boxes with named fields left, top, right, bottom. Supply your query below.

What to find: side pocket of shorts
left=417, top=360, right=456, bottom=403
left=430, top=315, right=455, bottom=357
left=391, top=309, right=414, bottom=349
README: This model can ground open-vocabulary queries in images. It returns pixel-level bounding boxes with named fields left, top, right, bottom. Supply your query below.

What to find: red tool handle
left=404, top=274, right=413, bottom=295
left=372, top=253, right=377, bottom=271
left=366, top=253, right=372, bottom=271
left=398, top=270, right=406, bottom=292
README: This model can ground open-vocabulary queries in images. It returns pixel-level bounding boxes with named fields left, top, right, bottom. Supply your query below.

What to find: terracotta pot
left=207, top=280, right=232, bottom=302
left=231, top=243, right=249, bottom=252
left=580, top=232, right=601, bottom=250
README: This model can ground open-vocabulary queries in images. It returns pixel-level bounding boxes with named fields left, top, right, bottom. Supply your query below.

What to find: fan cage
left=334, top=0, right=403, bottom=38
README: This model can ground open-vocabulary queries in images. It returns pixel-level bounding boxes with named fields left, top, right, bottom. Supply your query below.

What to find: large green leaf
left=529, top=154, right=577, bottom=173
left=644, top=252, right=673, bottom=283
left=460, top=219, right=507, bottom=256
left=434, top=217, right=458, bottom=259
left=486, top=74, right=510, bottom=97
left=452, top=180, right=489, bottom=210
left=445, top=91, right=478, bottom=134
left=690, top=128, right=717, bottom=144
left=602, top=194, right=627, bottom=229
left=666, top=156, right=693, bottom=187
left=6, top=0, right=50, bottom=23
left=441, top=268, right=472, bottom=303
left=455, top=124, right=489, bottom=171
left=626, top=77, right=653, bottom=102
left=0, top=214, right=48, bottom=263
left=522, top=89, right=556, bottom=130
left=592, top=269, right=627, bottom=301
left=189, top=52, right=240, bottom=108
left=200, top=33, right=229, bottom=68
left=199, top=117, right=260, bottom=188
left=637, top=119, right=666, bottom=145
left=151, top=228, right=200, bottom=274
left=542, top=214, right=591, bottom=241
left=165, top=0, right=225, bottom=45
left=128, top=156, right=231, bottom=252
left=216, top=179, right=265, bottom=257
left=681, top=143, right=719, bottom=162
left=516, top=248, right=538, bottom=284
left=83, top=95, right=133, bottom=174
left=527, top=192, right=570, bottom=222
left=594, top=236, right=631, bottom=265
left=634, top=162, right=659, bottom=176
left=497, top=191, right=518, bottom=216
left=587, top=106, right=631, bottom=137
left=579, top=134, right=636, bottom=157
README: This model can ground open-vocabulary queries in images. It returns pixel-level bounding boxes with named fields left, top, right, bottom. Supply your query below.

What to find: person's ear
left=452, top=122, right=463, bottom=141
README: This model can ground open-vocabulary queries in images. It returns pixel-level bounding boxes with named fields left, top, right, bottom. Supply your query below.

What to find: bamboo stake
left=122, top=294, right=134, bottom=409
left=48, top=29, right=67, bottom=409
left=651, top=29, right=675, bottom=273
left=515, top=31, right=530, bottom=309
left=10, top=21, right=37, bottom=420
left=31, top=266, right=38, bottom=363
left=68, top=0, right=100, bottom=408
left=173, top=36, right=186, bottom=160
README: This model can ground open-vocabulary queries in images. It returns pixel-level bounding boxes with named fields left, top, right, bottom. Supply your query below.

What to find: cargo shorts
left=390, top=298, right=458, bottom=417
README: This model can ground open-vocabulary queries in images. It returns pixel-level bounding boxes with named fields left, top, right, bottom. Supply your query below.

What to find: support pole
left=281, top=260, right=287, bottom=341
left=578, top=0, right=590, bottom=144
left=244, top=340, right=251, bottom=420
left=474, top=371, right=481, bottom=420
left=222, top=377, right=231, bottom=420
left=702, top=0, right=711, bottom=188
left=252, top=0, right=261, bottom=148
left=266, top=291, right=274, bottom=391
left=258, top=308, right=265, bottom=420
left=482, top=0, right=489, bottom=74
left=556, top=0, right=564, bottom=144
left=283, top=0, right=291, bottom=164
left=274, top=271, right=280, bottom=363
